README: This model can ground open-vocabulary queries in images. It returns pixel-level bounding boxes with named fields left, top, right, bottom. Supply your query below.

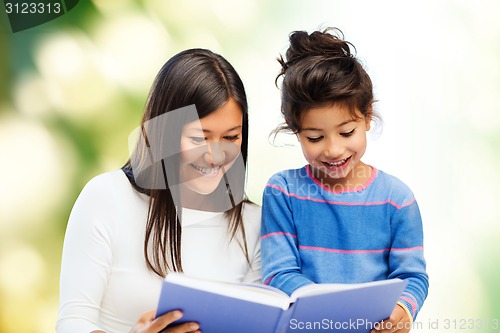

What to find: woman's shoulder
left=242, top=201, right=261, bottom=218
left=76, top=169, right=145, bottom=206
left=241, top=201, right=261, bottom=240
left=86, top=169, right=126, bottom=184
left=70, top=170, right=148, bottom=226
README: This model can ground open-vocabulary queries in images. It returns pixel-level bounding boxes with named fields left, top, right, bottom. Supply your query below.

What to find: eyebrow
left=301, top=119, right=356, bottom=131
left=185, top=125, right=242, bottom=133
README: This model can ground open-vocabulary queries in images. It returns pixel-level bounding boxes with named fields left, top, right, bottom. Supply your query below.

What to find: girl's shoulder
left=372, top=169, right=416, bottom=204
left=374, top=169, right=412, bottom=191
left=266, top=166, right=309, bottom=186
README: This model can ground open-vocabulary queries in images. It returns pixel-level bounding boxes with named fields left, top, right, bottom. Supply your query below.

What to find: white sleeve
left=242, top=240, right=261, bottom=284
left=56, top=176, right=113, bottom=333
left=241, top=203, right=262, bottom=284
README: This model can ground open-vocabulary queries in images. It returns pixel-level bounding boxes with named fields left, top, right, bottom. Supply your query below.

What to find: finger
left=163, top=322, right=200, bottom=333
left=389, top=312, right=404, bottom=324
left=150, top=310, right=183, bottom=331
left=377, top=322, right=403, bottom=333
left=374, top=319, right=393, bottom=330
left=137, top=310, right=156, bottom=324
left=372, top=305, right=408, bottom=333
left=372, top=320, right=396, bottom=333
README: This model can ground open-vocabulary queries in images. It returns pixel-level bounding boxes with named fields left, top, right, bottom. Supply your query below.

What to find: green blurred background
left=1, top=0, right=499, bottom=332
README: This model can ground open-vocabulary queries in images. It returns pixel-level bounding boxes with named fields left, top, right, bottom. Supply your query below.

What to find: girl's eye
left=306, top=136, right=323, bottom=143
left=340, top=129, right=355, bottom=137
left=224, top=135, right=240, bottom=142
left=189, top=137, right=207, bottom=143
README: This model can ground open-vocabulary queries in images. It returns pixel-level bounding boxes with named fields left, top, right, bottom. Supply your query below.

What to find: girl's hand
left=129, top=310, right=200, bottom=333
left=371, top=304, right=412, bottom=333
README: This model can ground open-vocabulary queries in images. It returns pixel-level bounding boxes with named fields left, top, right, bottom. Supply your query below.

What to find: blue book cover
left=284, top=279, right=408, bottom=333
left=156, top=273, right=408, bottom=333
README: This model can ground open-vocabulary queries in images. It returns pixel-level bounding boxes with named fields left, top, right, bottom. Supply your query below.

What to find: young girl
left=261, top=28, right=428, bottom=333
left=57, top=49, right=261, bottom=333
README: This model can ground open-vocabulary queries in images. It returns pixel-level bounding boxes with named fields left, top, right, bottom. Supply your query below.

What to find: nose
left=204, top=142, right=226, bottom=165
left=323, top=138, right=343, bottom=158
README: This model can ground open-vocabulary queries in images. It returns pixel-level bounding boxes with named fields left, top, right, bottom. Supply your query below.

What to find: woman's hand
left=371, top=304, right=412, bottom=333
left=130, top=310, right=200, bottom=333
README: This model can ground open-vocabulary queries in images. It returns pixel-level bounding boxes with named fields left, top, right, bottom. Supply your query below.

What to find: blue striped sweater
left=261, top=165, right=429, bottom=320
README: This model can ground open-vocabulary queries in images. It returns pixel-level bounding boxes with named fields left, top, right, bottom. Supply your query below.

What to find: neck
left=313, top=161, right=372, bottom=193
left=179, top=184, right=233, bottom=212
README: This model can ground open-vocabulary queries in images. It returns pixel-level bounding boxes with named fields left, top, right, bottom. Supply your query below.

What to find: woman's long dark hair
left=122, top=48, right=249, bottom=277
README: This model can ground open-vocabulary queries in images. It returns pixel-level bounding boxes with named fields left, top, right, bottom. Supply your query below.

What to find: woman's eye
left=189, top=137, right=206, bottom=143
left=340, top=129, right=355, bottom=137
left=224, top=135, right=240, bottom=142
left=307, top=136, right=323, bottom=143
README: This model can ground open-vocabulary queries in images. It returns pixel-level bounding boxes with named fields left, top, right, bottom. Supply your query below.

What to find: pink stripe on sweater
left=266, top=183, right=415, bottom=210
left=391, top=246, right=424, bottom=252
left=297, top=245, right=423, bottom=254
left=263, top=275, right=275, bottom=285
left=400, top=295, right=417, bottom=315
left=299, top=245, right=389, bottom=254
left=261, top=231, right=297, bottom=240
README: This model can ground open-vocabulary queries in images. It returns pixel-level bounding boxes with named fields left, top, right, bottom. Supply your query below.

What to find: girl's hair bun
left=279, top=28, right=354, bottom=72
left=274, top=27, right=376, bottom=135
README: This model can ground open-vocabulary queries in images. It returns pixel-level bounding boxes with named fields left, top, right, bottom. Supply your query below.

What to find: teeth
left=193, top=164, right=221, bottom=175
left=325, top=158, right=347, bottom=167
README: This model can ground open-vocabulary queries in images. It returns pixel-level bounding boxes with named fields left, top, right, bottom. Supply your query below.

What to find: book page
left=165, top=273, right=292, bottom=310
left=240, top=283, right=290, bottom=298
left=290, top=278, right=404, bottom=301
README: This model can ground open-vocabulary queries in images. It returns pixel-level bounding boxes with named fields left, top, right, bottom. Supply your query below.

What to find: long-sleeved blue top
left=261, top=165, right=429, bottom=320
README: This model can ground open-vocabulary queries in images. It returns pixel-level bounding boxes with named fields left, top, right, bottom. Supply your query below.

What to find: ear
left=365, top=108, right=373, bottom=131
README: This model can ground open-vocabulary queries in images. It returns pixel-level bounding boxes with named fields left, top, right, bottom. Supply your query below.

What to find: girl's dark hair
left=122, top=48, right=249, bottom=277
left=275, top=27, right=378, bottom=134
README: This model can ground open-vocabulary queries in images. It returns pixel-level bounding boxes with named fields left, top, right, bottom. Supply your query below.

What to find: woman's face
left=179, top=98, right=243, bottom=195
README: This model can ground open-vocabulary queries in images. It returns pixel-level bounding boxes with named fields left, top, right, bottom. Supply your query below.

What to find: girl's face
left=296, top=103, right=371, bottom=190
left=179, top=98, right=243, bottom=195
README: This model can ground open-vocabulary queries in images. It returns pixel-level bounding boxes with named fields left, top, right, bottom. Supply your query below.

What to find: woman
left=57, top=49, right=261, bottom=333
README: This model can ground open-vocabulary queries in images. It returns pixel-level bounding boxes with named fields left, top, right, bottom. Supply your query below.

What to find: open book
left=156, top=273, right=408, bottom=333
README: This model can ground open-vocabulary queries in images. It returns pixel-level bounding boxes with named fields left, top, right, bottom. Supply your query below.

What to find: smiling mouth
left=322, top=156, right=351, bottom=169
left=190, top=163, right=223, bottom=176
